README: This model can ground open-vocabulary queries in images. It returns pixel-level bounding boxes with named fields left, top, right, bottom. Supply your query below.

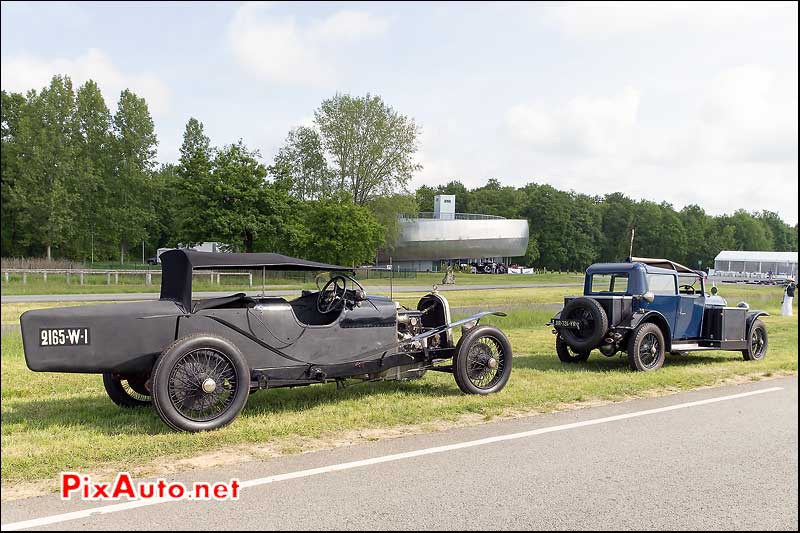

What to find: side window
left=678, top=274, right=702, bottom=295
left=591, top=273, right=629, bottom=294
left=647, top=274, right=676, bottom=295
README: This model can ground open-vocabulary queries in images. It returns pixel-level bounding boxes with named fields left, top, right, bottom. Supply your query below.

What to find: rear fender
left=624, top=310, right=673, bottom=351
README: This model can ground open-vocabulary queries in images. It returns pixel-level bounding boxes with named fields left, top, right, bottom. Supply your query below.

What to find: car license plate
left=39, top=328, right=90, bottom=346
left=552, top=319, right=582, bottom=329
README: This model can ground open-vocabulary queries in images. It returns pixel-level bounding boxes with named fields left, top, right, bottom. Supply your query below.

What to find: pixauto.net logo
left=60, top=472, right=240, bottom=501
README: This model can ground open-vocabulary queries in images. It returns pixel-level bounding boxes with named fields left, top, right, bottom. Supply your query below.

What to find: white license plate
left=39, top=328, right=91, bottom=346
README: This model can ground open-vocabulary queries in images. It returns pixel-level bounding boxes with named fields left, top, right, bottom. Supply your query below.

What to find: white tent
left=713, top=251, right=797, bottom=277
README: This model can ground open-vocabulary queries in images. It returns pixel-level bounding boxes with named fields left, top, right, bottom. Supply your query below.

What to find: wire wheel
left=168, top=348, right=238, bottom=422
left=749, top=327, right=766, bottom=359
left=122, top=379, right=150, bottom=402
left=638, top=332, right=661, bottom=369
left=465, top=336, right=507, bottom=390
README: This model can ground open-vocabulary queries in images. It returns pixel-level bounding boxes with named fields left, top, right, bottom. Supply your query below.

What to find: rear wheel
left=555, top=337, right=590, bottom=363
left=742, top=320, right=768, bottom=361
left=453, top=325, right=512, bottom=395
left=151, top=334, right=250, bottom=432
left=626, top=323, right=666, bottom=371
left=103, top=373, right=151, bottom=408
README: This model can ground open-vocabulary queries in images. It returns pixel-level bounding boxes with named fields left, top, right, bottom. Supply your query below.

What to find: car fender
left=624, top=310, right=673, bottom=351
left=745, top=310, right=769, bottom=336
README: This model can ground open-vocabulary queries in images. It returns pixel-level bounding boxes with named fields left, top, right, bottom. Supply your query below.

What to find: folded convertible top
left=160, top=249, right=351, bottom=309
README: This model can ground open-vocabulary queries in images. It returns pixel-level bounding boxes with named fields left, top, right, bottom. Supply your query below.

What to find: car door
left=674, top=296, right=704, bottom=339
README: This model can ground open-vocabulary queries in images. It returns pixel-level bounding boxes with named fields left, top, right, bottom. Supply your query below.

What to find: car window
left=591, top=273, right=629, bottom=294
left=678, top=274, right=702, bottom=295
left=647, top=274, right=676, bottom=295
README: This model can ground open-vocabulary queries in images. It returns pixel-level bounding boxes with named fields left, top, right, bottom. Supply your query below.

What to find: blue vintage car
left=549, top=257, right=769, bottom=371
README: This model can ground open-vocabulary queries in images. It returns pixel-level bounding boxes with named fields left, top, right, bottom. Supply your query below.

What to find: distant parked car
left=549, top=257, right=768, bottom=371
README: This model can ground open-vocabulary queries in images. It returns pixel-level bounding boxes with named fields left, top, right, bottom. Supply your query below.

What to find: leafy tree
left=272, top=126, right=333, bottom=200
left=296, top=198, right=385, bottom=266
left=1, top=90, right=27, bottom=256
left=109, top=89, right=159, bottom=262
left=315, top=93, right=421, bottom=204
left=729, top=210, right=773, bottom=251
left=191, top=141, right=271, bottom=252
left=368, top=193, right=417, bottom=254
left=11, top=76, right=79, bottom=260
left=174, top=118, right=213, bottom=245
left=74, top=80, right=114, bottom=260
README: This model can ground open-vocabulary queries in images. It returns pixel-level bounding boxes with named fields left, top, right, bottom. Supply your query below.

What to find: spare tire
left=558, top=297, right=608, bottom=352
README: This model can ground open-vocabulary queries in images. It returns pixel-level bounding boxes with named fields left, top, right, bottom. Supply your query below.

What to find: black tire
left=453, top=325, right=512, bottom=395
left=742, top=320, right=768, bottom=361
left=626, top=323, right=666, bottom=371
left=558, top=297, right=609, bottom=352
left=555, top=336, right=591, bottom=363
left=151, top=334, right=250, bottom=432
left=102, top=373, right=151, bottom=408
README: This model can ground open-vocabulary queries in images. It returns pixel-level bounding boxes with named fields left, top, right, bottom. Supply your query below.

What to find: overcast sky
left=2, top=1, right=797, bottom=223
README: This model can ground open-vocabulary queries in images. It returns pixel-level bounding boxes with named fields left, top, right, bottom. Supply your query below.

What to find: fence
left=1, top=269, right=254, bottom=287
left=1, top=267, right=417, bottom=287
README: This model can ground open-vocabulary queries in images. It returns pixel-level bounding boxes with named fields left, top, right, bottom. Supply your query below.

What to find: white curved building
left=713, top=250, right=797, bottom=278
left=384, top=195, right=530, bottom=271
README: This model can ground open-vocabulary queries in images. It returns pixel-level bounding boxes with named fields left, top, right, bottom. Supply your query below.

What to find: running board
left=670, top=343, right=714, bottom=352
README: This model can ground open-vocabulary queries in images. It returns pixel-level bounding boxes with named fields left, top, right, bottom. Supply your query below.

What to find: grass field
left=0, top=270, right=582, bottom=295
left=1, top=283, right=796, bottom=495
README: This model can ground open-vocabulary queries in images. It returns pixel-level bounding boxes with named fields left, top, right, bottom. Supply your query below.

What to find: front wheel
left=555, top=337, right=591, bottom=363
left=453, top=325, right=512, bottom=395
left=103, top=373, right=151, bottom=408
left=742, top=320, right=768, bottom=361
left=151, top=334, right=250, bottom=432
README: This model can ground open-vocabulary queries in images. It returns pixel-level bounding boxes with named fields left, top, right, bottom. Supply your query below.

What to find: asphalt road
left=1, top=282, right=581, bottom=304
left=2, top=377, right=796, bottom=531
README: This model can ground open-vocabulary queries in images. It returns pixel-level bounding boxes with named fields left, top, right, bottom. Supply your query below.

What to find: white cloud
left=545, top=1, right=794, bottom=40
left=229, top=2, right=389, bottom=86
left=0, top=48, right=170, bottom=116
left=506, top=87, right=640, bottom=156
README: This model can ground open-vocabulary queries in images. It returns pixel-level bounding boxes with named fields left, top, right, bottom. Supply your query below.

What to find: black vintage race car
left=21, top=250, right=513, bottom=432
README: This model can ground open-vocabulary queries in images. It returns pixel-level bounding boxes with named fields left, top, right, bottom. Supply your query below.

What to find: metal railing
left=400, top=212, right=507, bottom=221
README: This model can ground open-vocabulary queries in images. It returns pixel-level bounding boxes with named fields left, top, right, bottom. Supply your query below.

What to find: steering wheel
left=679, top=284, right=696, bottom=295
left=316, top=273, right=368, bottom=315
left=317, top=276, right=348, bottom=314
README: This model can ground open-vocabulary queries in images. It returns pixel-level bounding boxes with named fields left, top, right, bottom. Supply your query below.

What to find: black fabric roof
left=159, top=249, right=350, bottom=308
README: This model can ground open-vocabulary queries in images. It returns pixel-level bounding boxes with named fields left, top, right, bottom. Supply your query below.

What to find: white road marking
left=1, top=386, right=783, bottom=531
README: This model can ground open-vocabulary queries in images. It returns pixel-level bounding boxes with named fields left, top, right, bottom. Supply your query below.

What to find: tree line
left=2, top=75, right=797, bottom=271
left=417, top=180, right=798, bottom=271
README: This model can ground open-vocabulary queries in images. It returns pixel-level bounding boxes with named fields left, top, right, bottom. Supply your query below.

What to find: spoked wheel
left=627, top=323, right=666, bottom=371
left=103, top=373, right=151, bottom=408
left=151, top=334, right=250, bottom=432
left=454, top=325, right=512, bottom=394
left=742, top=320, right=768, bottom=361
left=555, top=336, right=591, bottom=363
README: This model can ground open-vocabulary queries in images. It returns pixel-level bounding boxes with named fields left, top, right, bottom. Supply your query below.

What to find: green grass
left=0, top=271, right=581, bottom=295
left=1, top=283, right=796, bottom=491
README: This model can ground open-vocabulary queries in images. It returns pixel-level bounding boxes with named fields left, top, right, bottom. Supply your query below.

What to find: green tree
left=110, top=89, right=158, bottom=262
left=74, top=80, right=114, bottom=260
left=174, top=117, right=213, bottom=245
left=11, top=76, right=79, bottom=260
left=194, top=141, right=272, bottom=252
left=297, top=198, right=385, bottom=266
left=1, top=90, right=27, bottom=256
left=272, top=126, right=333, bottom=200
left=369, top=193, right=417, bottom=255
left=315, top=93, right=421, bottom=204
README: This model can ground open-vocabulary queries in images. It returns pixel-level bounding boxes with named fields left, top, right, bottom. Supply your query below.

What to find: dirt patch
left=2, top=371, right=794, bottom=501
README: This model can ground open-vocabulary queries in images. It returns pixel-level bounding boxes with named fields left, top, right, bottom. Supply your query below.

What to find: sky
left=1, top=1, right=797, bottom=224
